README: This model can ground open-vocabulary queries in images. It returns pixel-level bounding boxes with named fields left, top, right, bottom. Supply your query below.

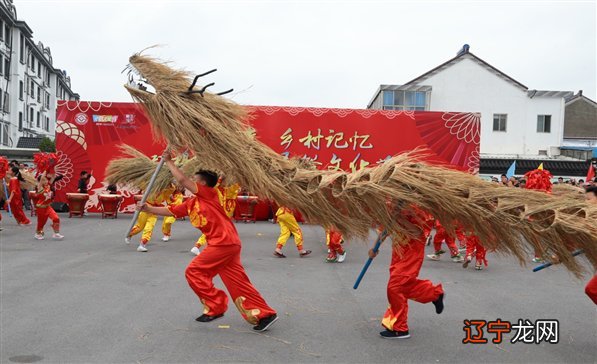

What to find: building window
left=36, top=111, right=40, bottom=128
left=4, top=25, right=10, bottom=46
left=18, top=112, right=23, bottom=131
left=0, top=21, right=3, bottom=42
left=537, top=115, right=551, bottom=133
left=493, top=114, right=507, bottom=132
left=1, top=123, right=8, bottom=146
left=29, top=107, right=33, bottom=125
left=19, top=35, right=24, bottom=63
left=382, top=90, right=427, bottom=111
left=19, top=81, right=23, bottom=100
left=3, top=57, right=9, bottom=80
left=31, top=56, right=35, bottom=72
left=44, top=116, right=49, bottom=131
left=3, top=92, right=8, bottom=113
left=30, top=81, right=35, bottom=98
left=37, top=86, right=41, bottom=103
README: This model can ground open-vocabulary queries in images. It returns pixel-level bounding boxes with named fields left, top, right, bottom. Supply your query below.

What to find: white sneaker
left=34, top=233, right=44, bottom=240
left=125, top=237, right=131, bottom=244
left=427, top=254, right=441, bottom=261
left=451, top=255, right=464, bottom=263
left=190, top=246, right=201, bottom=256
left=52, top=233, right=64, bottom=240
left=337, top=251, right=347, bottom=263
left=137, top=244, right=148, bottom=252
left=162, top=235, right=170, bottom=242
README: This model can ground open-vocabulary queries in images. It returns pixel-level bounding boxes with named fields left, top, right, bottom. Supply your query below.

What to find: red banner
left=56, top=101, right=480, bottom=213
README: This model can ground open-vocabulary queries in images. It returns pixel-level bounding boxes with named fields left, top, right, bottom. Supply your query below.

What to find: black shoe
left=432, top=293, right=445, bottom=314
left=379, top=329, right=410, bottom=339
left=253, top=314, right=278, bottom=332
left=195, top=313, right=224, bottom=322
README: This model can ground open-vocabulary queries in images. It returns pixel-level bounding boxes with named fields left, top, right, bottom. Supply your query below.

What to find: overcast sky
left=15, top=0, right=597, bottom=107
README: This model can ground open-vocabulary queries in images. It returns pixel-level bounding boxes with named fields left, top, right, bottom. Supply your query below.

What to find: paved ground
left=1, top=213, right=596, bottom=364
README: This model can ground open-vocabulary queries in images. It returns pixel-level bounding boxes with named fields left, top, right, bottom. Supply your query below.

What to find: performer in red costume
left=138, top=151, right=278, bottom=331
left=462, top=234, right=487, bottom=270
left=370, top=205, right=445, bottom=339
left=325, top=228, right=346, bottom=263
left=33, top=173, right=63, bottom=240
left=6, top=167, right=31, bottom=226
left=427, top=220, right=463, bottom=262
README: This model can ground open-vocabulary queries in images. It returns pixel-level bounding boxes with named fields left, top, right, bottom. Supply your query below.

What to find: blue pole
left=532, top=249, right=584, bottom=272
left=2, top=180, right=11, bottom=217
left=353, top=230, right=387, bottom=289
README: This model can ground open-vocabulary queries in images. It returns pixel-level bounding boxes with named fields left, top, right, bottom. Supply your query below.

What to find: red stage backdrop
left=56, top=101, right=480, bottom=213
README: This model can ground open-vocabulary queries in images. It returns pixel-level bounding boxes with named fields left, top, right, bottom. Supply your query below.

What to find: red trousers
left=327, top=229, right=344, bottom=254
left=9, top=198, right=30, bottom=225
left=382, top=240, right=444, bottom=332
left=185, top=244, right=276, bottom=325
left=36, top=206, right=60, bottom=234
left=433, top=229, right=459, bottom=256
left=465, top=235, right=487, bottom=266
left=586, top=275, right=597, bottom=305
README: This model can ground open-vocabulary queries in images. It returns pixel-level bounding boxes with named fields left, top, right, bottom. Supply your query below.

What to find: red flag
left=587, top=164, right=595, bottom=183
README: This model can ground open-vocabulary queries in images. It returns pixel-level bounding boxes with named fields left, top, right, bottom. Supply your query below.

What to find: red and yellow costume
left=382, top=206, right=444, bottom=333
left=195, top=182, right=240, bottom=248
left=8, top=177, right=31, bottom=225
left=129, top=186, right=175, bottom=245
left=33, top=183, right=59, bottom=234
left=432, top=220, right=461, bottom=257
left=162, top=189, right=184, bottom=237
left=326, top=228, right=345, bottom=260
left=168, top=182, right=276, bottom=324
left=275, top=206, right=304, bottom=251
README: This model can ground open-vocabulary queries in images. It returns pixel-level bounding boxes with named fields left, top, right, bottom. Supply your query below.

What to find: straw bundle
left=123, top=52, right=597, bottom=276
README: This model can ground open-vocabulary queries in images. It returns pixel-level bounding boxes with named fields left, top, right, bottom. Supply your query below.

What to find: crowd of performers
left=1, top=154, right=596, bottom=337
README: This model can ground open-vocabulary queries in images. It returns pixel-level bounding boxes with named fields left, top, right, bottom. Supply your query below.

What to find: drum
left=99, top=194, right=123, bottom=219
left=28, top=190, right=37, bottom=217
left=66, top=193, right=89, bottom=218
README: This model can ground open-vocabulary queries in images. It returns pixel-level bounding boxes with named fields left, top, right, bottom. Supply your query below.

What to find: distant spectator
left=500, top=174, right=510, bottom=186
left=558, top=177, right=564, bottom=184
left=570, top=178, right=577, bottom=186
left=77, top=171, right=91, bottom=193
left=509, top=176, right=519, bottom=187
left=519, top=179, right=527, bottom=188
left=579, top=179, right=585, bottom=186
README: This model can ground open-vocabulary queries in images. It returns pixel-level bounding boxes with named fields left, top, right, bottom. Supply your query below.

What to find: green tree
left=39, top=137, right=56, bottom=152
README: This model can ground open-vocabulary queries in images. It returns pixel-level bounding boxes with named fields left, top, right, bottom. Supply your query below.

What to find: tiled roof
left=16, top=137, right=43, bottom=149
left=480, top=158, right=591, bottom=177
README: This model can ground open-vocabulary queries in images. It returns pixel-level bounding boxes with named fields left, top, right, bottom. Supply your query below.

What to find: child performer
left=126, top=185, right=175, bottom=252
left=325, top=227, right=346, bottom=263
left=33, top=173, right=63, bottom=240
left=462, top=234, right=487, bottom=270
left=6, top=167, right=31, bottom=226
left=138, top=151, right=278, bottom=331
left=427, top=220, right=463, bottom=262
left=274, top=206, right=311, bottom=258
left=369, top=205, right=445, bottom=339
left=191, top=180, right=240, bottom=255
left=161, top=186, right=184, bottom=242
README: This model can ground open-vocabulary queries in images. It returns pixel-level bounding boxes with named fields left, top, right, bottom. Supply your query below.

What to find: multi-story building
left=367, top=45, right=592, bottom=176
left=0, top=0, right=79, bottom=150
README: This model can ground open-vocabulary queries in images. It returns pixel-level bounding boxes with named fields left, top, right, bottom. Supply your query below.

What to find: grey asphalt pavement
left=1, top=214, right=596, bottom=363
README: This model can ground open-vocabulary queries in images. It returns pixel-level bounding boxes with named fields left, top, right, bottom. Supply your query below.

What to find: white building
left=0, top=0, right=79, bottom=149
left=367, top=45, right=573, bottom=159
